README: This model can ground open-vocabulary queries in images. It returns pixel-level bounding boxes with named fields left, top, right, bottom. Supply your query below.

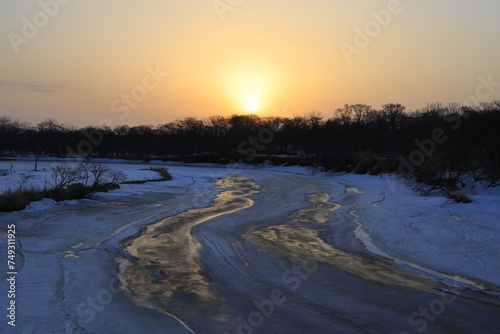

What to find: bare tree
left=479, top=100, right=500, bottom=112
left=206, top=115, right=230, bottom=137
left=18, top=174, right=37, bottom=191
left=37, top=118, right=64, bottom=132
left=51, top=164, right=81, bottom=192
left=422, top=102, right=447, bottom=117
left=351, top=104, right=373, bottom=125
left=335, top=104, right=352, bottom=125
left=381, top=103, right=406, bottom=130
left=34, top=143, right=41, bottom=172
left=447, top=102, right=462, bottom=114
left=306, top=111, right=323, bottom=128
left=84, top=162, right=126, bottom=188
left=77, top=161, right=91, bottom=186
left=105, top=170, right=127, bottom=184
left=88, top=163, right=110, bottom=187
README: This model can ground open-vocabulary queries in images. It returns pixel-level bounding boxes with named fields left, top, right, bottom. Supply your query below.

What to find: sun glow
left=241, top=89, right=262, bottom=112
left=216, top=56, right=283, bottom=115
left=244, top=97, right=259, bottom=112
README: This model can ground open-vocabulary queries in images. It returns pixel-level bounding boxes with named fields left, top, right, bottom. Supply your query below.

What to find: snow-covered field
left=0, top=158, right=499, bottom=333
left=0, top=158, right=162, bottom=192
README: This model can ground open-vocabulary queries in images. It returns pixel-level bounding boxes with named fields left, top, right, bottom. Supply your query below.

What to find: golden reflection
left=120, top=175, right=260, bottom=314
left=291, top=193, right=341, bottom=224
left=247, top=193, right=436, bottom=293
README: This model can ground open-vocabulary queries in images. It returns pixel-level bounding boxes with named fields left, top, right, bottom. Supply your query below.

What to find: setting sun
left=215, top=54, right=284, bottom=115
left=244, top=97, right=259, bottom=112
left=242, top=89, right=261, bottom=112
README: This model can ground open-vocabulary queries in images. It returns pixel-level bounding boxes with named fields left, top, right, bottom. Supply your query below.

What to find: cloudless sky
left=1, top=0, right=499, bottom=126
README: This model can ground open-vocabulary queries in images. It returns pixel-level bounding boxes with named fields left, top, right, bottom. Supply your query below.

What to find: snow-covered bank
left=331, top=172, right=500, bottom=287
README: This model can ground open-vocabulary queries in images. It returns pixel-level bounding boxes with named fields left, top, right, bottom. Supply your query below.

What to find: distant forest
left=1, top=101, right=500, bottom=195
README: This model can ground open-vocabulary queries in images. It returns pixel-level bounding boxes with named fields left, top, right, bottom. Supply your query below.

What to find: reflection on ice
left=247, top=192, right=437, bottom=293
left=119, top=175, right=260, bottom=317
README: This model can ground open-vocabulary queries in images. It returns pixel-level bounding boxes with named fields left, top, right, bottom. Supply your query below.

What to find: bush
left=330, top=153, right=357, bottom=172
left=0, top=187, right=44, bottom=212
left=0, top=162, right=127, bottom=212
left=369, top=165, right=382, bottom=175
left=448, top=192, right=472, bottom=203
left=376, top=157, right=399, bottom=173
left=148, top=167, right=172, bottom=181
left=51, top=183, right=91, bottom=201
left=123, top=167, right=172, bottom=184
left=51, top=164, right=81, bottom=191
left=353, top=154, right=377, bottom=174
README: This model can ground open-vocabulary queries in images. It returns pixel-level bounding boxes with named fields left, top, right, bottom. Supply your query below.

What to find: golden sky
left=1, top=0, right=499, bottom=126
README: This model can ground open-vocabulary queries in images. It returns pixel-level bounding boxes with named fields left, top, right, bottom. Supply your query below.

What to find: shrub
left=68, top=183, right=92, bottom=197
left=147, top=167, right=172, bottom=181
left=0, top=162, right=128, bottom=212
left=369, top=165, right=382, bottom=175
left=0, top=187, right=45, bottom=212
left=353, top=155, right=376, bottom=174
left=123, top=167, right=172, bottom=184
left=448, top=192, right=472, bottom=203
left=51, top=164, right=81, bottom=191
left=376, top=157, right=399, bottom=173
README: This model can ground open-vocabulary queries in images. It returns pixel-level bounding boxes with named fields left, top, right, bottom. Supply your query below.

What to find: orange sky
left=1, top=1, right=500, bottom=126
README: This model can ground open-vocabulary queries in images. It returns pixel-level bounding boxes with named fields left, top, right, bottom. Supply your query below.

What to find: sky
left=1, top=0, right=500, bottom=127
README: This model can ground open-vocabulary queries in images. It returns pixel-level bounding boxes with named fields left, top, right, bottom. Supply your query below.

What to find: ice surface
left=0, top=159, right=498, bottom=333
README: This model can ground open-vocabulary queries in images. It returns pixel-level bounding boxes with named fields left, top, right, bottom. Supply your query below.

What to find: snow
left=1, top=159, right=498, bottom=288
left=1, top=162, right=220, bottom=333
left=0, top=159, right=499, bottom=332
left=22, top=198, right=58, bottom=212
left=331, top=172, right=500, bottom=288
left=0, top=158, right=164, bottom=193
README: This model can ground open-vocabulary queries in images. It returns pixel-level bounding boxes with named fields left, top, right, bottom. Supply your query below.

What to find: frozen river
left=1, top=162, right=499, bottom=333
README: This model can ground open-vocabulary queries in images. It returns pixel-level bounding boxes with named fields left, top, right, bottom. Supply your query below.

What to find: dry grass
left=123, top=167, right=172, bottom=184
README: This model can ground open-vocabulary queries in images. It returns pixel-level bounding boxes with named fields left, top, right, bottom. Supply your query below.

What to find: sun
left=215, top=56, right=283, bottom=115
left=244, top=95, right=260, bottom=112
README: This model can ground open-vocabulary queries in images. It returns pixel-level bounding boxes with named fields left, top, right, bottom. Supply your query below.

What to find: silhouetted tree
left=381, top=103, right=406, bottom=130
left=0, top=100, right=499, bottom=188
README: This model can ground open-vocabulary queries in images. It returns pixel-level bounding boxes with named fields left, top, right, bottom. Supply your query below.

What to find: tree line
left=1, top=101, right=499, bottom=193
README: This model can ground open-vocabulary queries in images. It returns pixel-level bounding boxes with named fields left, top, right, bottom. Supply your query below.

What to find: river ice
left=0, top=160, right=499, bottom=333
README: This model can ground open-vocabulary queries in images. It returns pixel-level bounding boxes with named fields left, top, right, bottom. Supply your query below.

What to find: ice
left=0, top=160, right=498, bottom=333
